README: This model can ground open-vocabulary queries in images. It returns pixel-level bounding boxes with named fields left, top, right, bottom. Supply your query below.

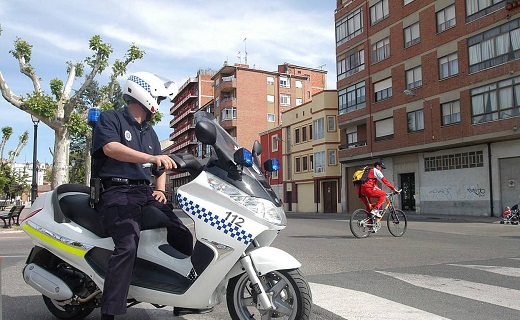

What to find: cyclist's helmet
left=374, top=161, right=386, bottom=169
left=123, top=72, right=178, bottom=115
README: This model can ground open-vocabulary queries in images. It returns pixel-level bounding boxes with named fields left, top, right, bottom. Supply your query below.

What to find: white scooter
left=21, top=111, right=312, bottom=319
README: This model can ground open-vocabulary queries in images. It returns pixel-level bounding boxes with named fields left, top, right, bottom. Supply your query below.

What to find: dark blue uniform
left=92, top=107, right=193, bottom=316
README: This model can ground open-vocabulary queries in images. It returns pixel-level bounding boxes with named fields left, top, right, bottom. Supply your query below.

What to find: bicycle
left=349, top=190, right=407, bottom=238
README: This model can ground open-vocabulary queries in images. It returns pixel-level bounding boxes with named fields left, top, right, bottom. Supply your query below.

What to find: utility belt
left=89, top=177, right=149, bottom=208
left=101, top=177, right=150, bottom=189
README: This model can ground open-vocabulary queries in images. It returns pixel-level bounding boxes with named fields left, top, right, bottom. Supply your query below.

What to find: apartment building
left=211, top=62, right=327, bottom=150
left=168, top=69, right=216, bottom=196
left=335, top=0, right=520, bottom=216
left=262, top=90, right=341, bottom=213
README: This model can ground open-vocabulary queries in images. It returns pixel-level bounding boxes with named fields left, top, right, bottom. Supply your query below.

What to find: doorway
left=323, top=181, right=337, bottom=213
left=400, top=173, right=416, bottom=210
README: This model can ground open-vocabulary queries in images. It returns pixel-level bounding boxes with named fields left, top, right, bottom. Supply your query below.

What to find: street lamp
left=30, top=115, right=40, bottom=204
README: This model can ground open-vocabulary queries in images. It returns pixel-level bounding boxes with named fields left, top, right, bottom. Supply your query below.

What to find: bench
left=0, top=200, right=8, bottom=211
left=0, top=205, right=25, bottom=228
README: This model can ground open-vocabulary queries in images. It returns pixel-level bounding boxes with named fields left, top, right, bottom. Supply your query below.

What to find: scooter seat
left=59, top=194, right=171, bottom=238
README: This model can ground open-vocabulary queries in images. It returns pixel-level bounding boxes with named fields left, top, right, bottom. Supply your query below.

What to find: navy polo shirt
left=92, top=107, right=162, bottom=182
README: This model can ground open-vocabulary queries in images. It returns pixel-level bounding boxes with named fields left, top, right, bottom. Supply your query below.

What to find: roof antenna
left=243, top=38, right=248, bottom=65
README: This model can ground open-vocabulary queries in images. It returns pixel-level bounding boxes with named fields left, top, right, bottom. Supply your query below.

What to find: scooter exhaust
left=23, top=263, right=74, bottom=301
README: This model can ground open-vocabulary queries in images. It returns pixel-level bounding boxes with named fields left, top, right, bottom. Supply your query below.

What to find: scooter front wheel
left=42, top=295, right=94, bottom=320
left=227, top=268, right=312, bottom=320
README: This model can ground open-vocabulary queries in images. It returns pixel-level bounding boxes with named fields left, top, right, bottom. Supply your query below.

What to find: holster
left=89, top=177, right=102, bottom=208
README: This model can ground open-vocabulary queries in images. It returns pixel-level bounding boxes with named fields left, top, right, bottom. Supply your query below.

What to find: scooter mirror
left=195, top=121, right=217, bottom=145
left=252, top=140, right=262, bottom=156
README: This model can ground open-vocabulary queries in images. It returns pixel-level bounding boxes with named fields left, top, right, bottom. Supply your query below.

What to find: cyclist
left=358, top=162, right=398, bottom=218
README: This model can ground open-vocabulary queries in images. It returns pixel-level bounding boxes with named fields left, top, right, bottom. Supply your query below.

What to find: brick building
left=335, top=0, right=520, bottom=216
left=211, top=62, right=327, bottom=149
left=168, top=69, right=216, bottom=199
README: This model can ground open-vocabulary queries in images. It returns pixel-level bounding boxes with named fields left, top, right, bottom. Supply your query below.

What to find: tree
left=0, top=126, right=13, bottom=165
left=0, top=34, right=144, bottom=188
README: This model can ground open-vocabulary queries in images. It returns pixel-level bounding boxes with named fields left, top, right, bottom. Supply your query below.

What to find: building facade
left=168, top=69, right=216, bottom=200
left=211, top=62, right=327, bottom=149
left=335, top=0, right=520, bottom=216
left=268, top=90, right=341, bottom=213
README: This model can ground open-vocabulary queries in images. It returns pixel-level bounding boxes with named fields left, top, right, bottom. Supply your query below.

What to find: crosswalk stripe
left=448, top=264, right=520, bottom=277
left=377, top=271, right=520, bottom=311
left=309, top=282, right=450, bottom=319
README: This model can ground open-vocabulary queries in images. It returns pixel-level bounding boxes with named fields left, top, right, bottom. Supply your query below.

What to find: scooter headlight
left=208, top=176, right=286, bottom=226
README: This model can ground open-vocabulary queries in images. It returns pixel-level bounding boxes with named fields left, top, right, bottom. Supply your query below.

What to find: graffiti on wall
left=421, top=184, right=487, bottom=201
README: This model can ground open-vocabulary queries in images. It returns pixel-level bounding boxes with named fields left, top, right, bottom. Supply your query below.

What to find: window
left=425, top=151, right=484, bottom=171
left=442, top=100, right=461, bottom=125
left=404, top=0, right=415, bottom=4
left=314, top=151, right=325, bottom=173
left=267, top=113, right=275, bottom=122
left=437, top=5, right=456, bottom=33
left=372, top=37, right=390, bottom=63
left=468, top=19, right=520, bottom=74
left=327, top=116, right=336, bottom=131
left=271, top=135, right=279, bottom=151
left=407, top=109, right=424, bottom=132
left=267, top=94, right=275, bottom=103
left=374, top=78, right=393, bottom=102
left=295, top=157, right=301, bottom=173
left=466, top=0, right=505, bottom=22
left=302, top=156, right=308, bottom=171
left=471, top=76, right=520, bottom=124
left=221, top=108, right=237, bottom=120
left=328, top=150, right=337, bottom=165
left=280, top=94, right=291, bottom=106
left=295, top=128, right=300, bottom=143
left=439, top=53, right=458, bottom=79
left=280, top=77, right=290, bottom=88
left=336, top=7, right=363, bottom=46
left=375, top=117, right=394, bottom=140
left=309, top=124, right=313, bottom=140
left=406, top=66, right=422, bottom=90
left=295, top=80, right=302, bottom=88
left=267, top=76, right=274, bottom=85
left=271, top=170, right=278, bottom=179
left=347, top=131, right=358, bottom=147
left=313, top=118, right=325, bottom=140
left=370, top=0, right=389, bottom=25
left=296, top=98, right=303, bottom=106
left=404, top=22, right=420, bottom=47
left=337, top=47, right=365, bottom=80
left=310, top=155, right=314, bottom=170
left=302, top=126, right=307, bottom=142
left=338, top=81, right=366, bottom=115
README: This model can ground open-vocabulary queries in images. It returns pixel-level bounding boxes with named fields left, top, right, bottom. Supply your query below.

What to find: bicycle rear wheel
left=387, top=208, right=407, bottom=237
left=350, top=209, right=373, bottom=238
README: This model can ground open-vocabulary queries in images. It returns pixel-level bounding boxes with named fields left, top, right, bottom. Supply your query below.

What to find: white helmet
left=123, top=72, right=178, bottom=114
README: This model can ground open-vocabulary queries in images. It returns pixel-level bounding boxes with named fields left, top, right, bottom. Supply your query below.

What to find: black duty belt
left=102, top=177, right=149, bottom=189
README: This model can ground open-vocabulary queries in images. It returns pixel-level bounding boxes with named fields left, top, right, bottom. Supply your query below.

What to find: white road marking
left=448, top=264, right=520, bottom=277
left=309, top=282, right=450, bottom=319
left=377, top=271, right=520, bottom=311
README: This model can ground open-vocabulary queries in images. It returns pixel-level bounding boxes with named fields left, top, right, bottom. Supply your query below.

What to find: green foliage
left=10, top=37, right=32, bottom=63
left=0, top=164, right=29, bottom=199
left=23, top=91, right=57, bottom=118
left=50, top=78, right=63, bottom=100
left=86, top=35, right=113, bottom=73
left=67, top=112, right=89, bottom=136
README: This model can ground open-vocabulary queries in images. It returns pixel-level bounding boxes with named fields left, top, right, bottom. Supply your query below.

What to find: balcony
left=339, top=140, right=368, bottom=150
left=219, top=76, right=236, bottom=93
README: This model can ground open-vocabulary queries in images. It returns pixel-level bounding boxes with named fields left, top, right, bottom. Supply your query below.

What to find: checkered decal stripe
left=177, top=194, right=254, bottom=245
left=129, top=75, right=151, bottom=94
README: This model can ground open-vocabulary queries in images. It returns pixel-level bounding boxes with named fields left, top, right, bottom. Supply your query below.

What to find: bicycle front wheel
left=350, top=209, right=373, bottom=238
left=387, top=208, right=407, bottom=237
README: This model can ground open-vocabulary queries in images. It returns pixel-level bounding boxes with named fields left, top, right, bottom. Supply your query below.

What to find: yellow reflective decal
left=22, top=224, right=88, bottom=257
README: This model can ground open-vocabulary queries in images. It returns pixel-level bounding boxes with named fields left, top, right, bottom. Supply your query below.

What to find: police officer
left=92, top=72, right=198, bottom=319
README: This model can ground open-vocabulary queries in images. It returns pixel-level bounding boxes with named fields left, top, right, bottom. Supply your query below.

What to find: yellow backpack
left=352, top=166, right=370, bottom=185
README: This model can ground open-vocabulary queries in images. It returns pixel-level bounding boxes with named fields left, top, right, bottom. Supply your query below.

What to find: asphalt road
left=1, top=213, right=519, bottom=319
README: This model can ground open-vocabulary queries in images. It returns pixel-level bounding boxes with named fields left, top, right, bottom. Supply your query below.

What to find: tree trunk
left=51, top=127, right=70, bottom=188
left=84, top=137, right=92, bottom=185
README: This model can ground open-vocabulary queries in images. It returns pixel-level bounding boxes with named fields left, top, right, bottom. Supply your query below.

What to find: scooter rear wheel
left=42, top=295, right=94, bottom=320
left=227, top=268, right=312, bottom=320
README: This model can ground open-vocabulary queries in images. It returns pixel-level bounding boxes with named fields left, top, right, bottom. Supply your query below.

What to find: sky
left=0, top=0, right=337, bottom=165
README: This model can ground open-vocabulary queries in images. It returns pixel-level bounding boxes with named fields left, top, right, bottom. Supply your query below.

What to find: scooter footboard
left=229, top=247, right=301, bottom=278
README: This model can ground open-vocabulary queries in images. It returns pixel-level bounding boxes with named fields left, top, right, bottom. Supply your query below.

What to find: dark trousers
left=96, top=185, right=193, bottom=316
